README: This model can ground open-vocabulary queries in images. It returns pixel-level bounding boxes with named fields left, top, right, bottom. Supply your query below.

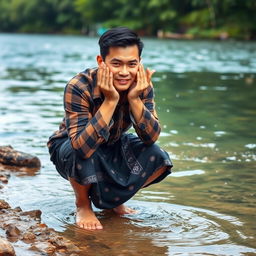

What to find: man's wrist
left=103, top=97, right=119, bottom=106
left=128, top=95, right=140, bottom=102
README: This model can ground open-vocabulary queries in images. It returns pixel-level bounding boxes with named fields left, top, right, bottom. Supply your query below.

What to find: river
left=0, top=33, right=255, bottom=255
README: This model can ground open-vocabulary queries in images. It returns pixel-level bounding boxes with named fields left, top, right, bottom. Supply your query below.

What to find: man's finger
left=102, top=64, right=106, bottom=89
left=146, top=68, right=155, bottom=85
left=109, top=71, right=113, bottom=88
left=146, top=68, right=155, bottom=78
left=106, top=66, right=110, bottom=88
left=138, top=64, right=142, bottom=87
left=142, top=65, right=147, bottom=85
left=97, top=66, right=102, bottom=86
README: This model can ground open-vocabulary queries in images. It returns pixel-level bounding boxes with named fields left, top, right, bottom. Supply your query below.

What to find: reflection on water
left=0, top=34, right=255, bottom=255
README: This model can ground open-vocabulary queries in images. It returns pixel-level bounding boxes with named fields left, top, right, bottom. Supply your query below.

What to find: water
left=0, top=34, right=255, bottom=255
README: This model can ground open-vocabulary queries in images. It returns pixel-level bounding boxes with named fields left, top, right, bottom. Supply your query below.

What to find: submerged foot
left=76, top=206, right=103, bottom=230
left=113, top=204, right=138, bottom=215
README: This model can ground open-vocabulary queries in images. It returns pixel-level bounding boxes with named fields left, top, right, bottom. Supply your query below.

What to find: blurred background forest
left=0, top=0, right=255, bottom=39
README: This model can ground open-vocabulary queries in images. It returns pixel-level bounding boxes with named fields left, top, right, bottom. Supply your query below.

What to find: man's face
left=102, top=45, right=140, bottom=91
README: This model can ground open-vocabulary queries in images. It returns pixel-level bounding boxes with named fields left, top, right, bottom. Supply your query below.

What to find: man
left=47, top=27, right=172, bottom=230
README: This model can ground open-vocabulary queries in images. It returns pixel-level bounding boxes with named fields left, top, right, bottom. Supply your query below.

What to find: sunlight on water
left=0, top=34, right=255, bottom=255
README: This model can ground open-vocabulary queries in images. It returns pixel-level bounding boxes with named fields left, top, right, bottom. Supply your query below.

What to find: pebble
left=6, top=224, right=21, bottom=238
left=22, top=232, right=36, bottom=241
left=0, top=237, right=16, bottom=256
left=21, top=209, right=42, bottom=219
left=0, top=199, right=10, bottom=209
left=0, top=175, right=8, bottom=183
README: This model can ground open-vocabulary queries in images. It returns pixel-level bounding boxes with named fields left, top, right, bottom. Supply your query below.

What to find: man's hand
left=95, top=63, right=119, bottom=127
left=97, top=62, right=119, bottom=102
left=127, top=64, right=155, bottom=124
left=128, top=64, right=155, bottom=100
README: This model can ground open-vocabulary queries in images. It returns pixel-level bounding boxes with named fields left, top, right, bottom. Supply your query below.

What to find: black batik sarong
left=49, top=133, right=173, bottom=209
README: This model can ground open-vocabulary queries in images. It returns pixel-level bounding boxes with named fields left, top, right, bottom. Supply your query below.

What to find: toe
left=96, top=224, right=103, bottom=230
left=96, top=221, right=103, bottom=230
left=77, top=221, right=83, bottom=228
left=92, top=223, right=98, bottom=230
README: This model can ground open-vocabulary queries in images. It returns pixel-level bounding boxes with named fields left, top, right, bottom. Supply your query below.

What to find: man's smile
left=116, top=79, right=131, bottom=85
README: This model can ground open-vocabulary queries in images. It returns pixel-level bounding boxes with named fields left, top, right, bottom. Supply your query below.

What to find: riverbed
left=0, top=34, right=255, bottom=255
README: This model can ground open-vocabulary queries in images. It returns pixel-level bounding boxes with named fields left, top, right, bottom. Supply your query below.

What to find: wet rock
left=13, top=207, right=22, bottom=212
left=0, top=200, right=10, bottom=209
left=0, top=203, right=82, bottom=255
left=0, top=237, right=16, bottom=256
left=49, top=236, right=67, bottom=249
left=38, top=223, right=48, bottom=228
left=22, top=232, right=36, bottom=241
left=29, top=241, right=56, bottom=254
left=0, top=169, right=11, bottom=185
left=21, top=210, right=42, bottom=219
left=49, top=236, right=80, bottom=252
left=0, top=175, right=9, bottom=183
left=0, top=145, right=41, bottom=168
left=6, top=225, right=21, bottom=238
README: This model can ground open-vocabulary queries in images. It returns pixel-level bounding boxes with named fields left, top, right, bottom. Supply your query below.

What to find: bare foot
left=113, top=204, right=138, bottom=215
left=76, top=206, right=103, bottom=230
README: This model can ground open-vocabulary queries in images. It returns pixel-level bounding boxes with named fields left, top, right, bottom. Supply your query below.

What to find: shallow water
left=0, top=34, right=256, bottom=255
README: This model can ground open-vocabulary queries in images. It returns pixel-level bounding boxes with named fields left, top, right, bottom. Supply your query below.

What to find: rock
left=49, top=236, right=67, bottom=249
left=0, top=200, right=10, bottom=209
left=21, top=210, right=42, bottom=219
left=64, top=243, right=80, bottom=253
left=0, top=175, right=8, bottom=183
left=38, top=223, right=47, bottom=228
left=6, top=225, right=21, bottom=238
left=22, top=232, right=36, bottom=241
left=0, top=172, right=10, bottom=178
left=29, top=241, right=56, bottom=254
left=0, top=237, right=16, bottom=256
left=0, top=202, right=82, bottom=255
left=48, top=235, right=80, bottom=253
left=13, top=207, right=22, bottom=212
left=0, top=146, right=41, bottom=168
left=0, top=169, right=11, bottom=184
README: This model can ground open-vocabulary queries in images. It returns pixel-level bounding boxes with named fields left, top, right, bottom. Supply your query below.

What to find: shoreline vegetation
left=0, top=0, right=255, bottom=40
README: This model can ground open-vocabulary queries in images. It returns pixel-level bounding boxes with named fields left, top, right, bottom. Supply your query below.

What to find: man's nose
left=119, top=65, right=129, bottom=75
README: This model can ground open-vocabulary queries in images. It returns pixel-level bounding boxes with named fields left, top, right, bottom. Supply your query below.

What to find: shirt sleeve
left=130, top=85, right=161, bottom=144
left=64, top=82, right=111, bottom=159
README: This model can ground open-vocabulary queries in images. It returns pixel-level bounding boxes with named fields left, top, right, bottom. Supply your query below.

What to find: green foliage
left=180, top=8, right=212, bottom=28
left=0, top=0, right=255, bottom=39
left=0, top=0, right=82, bottom=33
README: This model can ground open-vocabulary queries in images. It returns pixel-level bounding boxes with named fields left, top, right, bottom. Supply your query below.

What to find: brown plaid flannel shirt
left=47, top=68, right=161, bottom=159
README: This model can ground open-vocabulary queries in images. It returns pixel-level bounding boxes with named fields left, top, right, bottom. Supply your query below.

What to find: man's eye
left=112, top=63, right=120, bottom=66
left=129, top=63, right=137, bottom=67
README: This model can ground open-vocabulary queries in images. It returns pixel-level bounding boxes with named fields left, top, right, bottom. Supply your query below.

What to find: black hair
left=98, top=27, right=144, bottom=60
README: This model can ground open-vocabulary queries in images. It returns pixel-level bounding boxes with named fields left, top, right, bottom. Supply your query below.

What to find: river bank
left=0, top=148, right=84, bottom=255
left=1, top=30, right=255, bottom=41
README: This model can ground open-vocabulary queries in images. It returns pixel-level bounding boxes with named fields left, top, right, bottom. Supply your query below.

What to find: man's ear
left=96, top=55, right=103, bottom=66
